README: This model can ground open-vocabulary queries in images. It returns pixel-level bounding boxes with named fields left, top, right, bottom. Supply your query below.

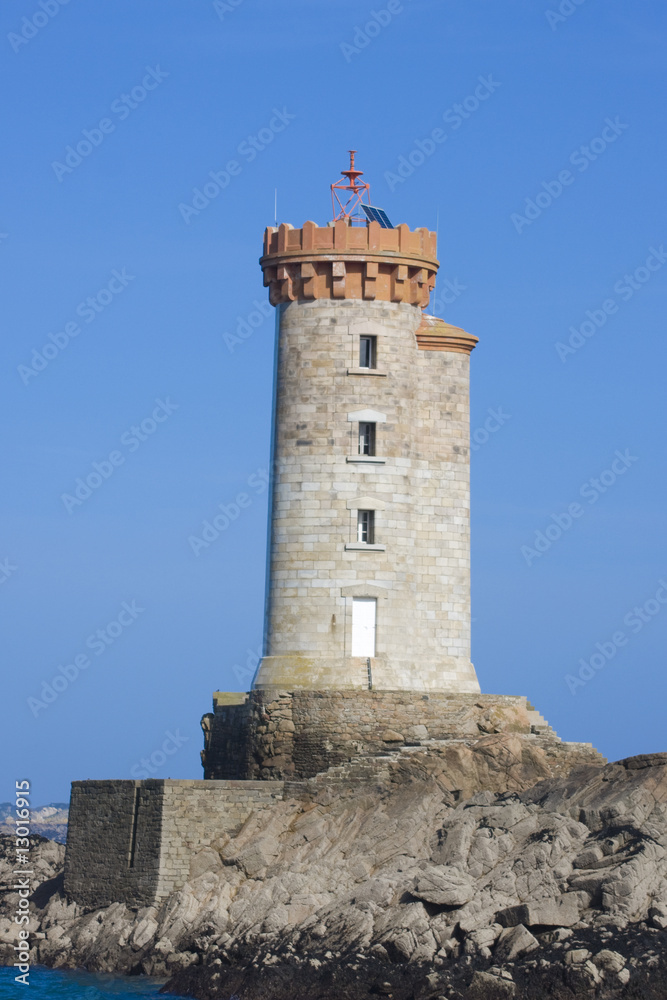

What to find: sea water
left=0, top=966, right=192, bottom=999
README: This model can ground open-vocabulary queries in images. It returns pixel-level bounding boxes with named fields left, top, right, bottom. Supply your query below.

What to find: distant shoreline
left=0, top=802, right=68, bottom=845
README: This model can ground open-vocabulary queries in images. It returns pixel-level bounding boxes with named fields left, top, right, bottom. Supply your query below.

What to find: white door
left=351, top=598, right=376, bottom=656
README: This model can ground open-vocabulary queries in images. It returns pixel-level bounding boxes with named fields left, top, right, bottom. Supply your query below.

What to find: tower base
left=252, top=655, right=480, bottom=694
left=200, top=688, right=585, bottom=782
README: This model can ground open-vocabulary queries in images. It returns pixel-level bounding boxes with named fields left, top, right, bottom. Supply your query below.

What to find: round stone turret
left=254, top=217, right=480, bottom=694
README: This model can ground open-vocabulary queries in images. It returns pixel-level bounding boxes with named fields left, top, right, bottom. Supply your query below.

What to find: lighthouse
left=253, top=153, right=480, bottom=694
left=61, top=155, right=600, bottom=911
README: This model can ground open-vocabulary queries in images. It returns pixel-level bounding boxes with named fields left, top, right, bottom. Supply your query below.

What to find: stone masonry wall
left=156, top=780, right=283, bottom=900
left=254, top=298, right=479, bottom=694
left=64, top=780, right=164, bottom=909
left=202, top=689, right=542, bottom=781
left=201, top=698, right=252, bottom=781
left=64, top=779, right=283, bottom=908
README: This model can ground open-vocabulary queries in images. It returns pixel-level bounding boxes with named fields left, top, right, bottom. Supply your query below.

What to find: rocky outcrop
left=0, top=833, right=65, bottom=955
left=3, top=741, right=667, bottom=998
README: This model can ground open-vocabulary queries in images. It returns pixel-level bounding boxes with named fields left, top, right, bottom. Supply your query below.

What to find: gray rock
left=649, top=902, right=667, bottom=929
left=573, top=845, right=605, bottom=868
left=130, top=913, right=158, bottom=951
left=413, top=864, right=474, bottom=907
left=497, top=894, right=581, bottom=929
left=564, top=948, right=591, bottom=964
left=464, top=924, right=503, bottom=954
left=582, top=960, right=602, bottom=985
left=494, top=924, right=539, bottom=961
left=465, top=970, right=516, bottom=998
left=593, top=948, right=625, bottom=974
left=376, top=901, right=437, bottom=962
left=188, top=847, right=223, bottom=880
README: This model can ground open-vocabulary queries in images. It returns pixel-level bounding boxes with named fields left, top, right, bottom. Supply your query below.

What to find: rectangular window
left=352, top=597, right=377, bottom=656
left=358, top=421, right=376, bottom=456
left=359, top=335, right=377, bottom=369
left=357, top=509, right=375, bottom=544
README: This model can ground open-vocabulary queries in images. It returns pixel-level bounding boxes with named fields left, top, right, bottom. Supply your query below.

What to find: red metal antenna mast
left=331, top=150, right=371, bottom=225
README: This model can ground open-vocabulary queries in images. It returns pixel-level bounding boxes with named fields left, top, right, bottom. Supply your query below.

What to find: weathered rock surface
left=3, top=741, right=667, bottom=998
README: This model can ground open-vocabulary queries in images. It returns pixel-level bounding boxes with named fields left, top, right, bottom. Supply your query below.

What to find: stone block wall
left=63, top=780, right=163, bottom=909
left=201, top=695, right=251, bottom=780
left=156, top=780, right=283, bottom=899
left=201, top=688, right=538, bottom=781
left=254, top=297, right=479, bottom=694
left=64, top=779, right=283, bottom=908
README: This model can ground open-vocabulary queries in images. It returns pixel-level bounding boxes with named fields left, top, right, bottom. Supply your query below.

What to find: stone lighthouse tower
left=253, top=153, right=480, bottom=695
left=62, top=155, right=596, bottom=906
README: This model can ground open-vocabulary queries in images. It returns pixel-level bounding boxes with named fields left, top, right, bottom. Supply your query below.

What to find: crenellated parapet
left=260, top=220, right=438, bottom=307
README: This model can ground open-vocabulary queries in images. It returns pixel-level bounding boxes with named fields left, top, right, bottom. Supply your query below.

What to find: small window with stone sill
left=359, top=335, right=377, bottom=369
left=357, top=510, right=375, bottom=545
left=358, top=421, right=376, bottom=456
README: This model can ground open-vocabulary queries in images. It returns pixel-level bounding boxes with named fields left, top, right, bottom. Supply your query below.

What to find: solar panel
left=361, top=205, right=394, bottom=229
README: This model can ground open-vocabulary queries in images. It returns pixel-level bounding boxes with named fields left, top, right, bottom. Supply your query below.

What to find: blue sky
left=2, top=0, right=666, bottom=802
